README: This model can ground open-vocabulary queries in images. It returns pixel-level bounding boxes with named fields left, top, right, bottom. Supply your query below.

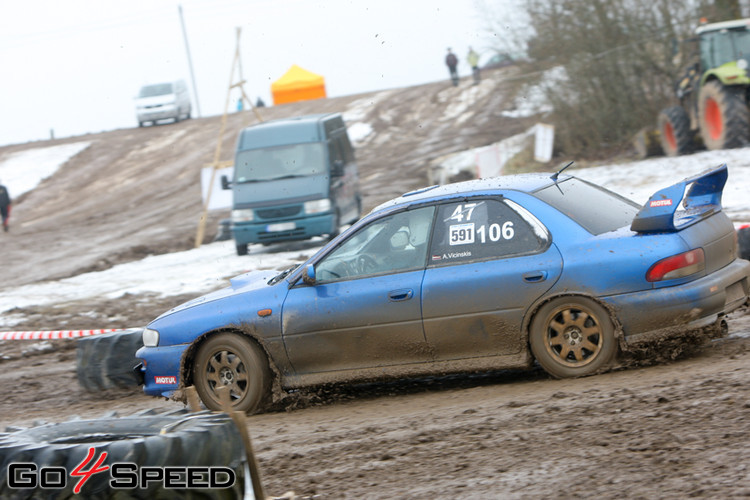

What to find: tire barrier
left=0, top=409, right=247, bottom=499
left=75, top=328, right=144, bottom=392
left=738, top=225, right=750, bottom=261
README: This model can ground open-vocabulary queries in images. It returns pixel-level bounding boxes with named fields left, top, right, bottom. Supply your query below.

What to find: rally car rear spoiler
left=630, top=164, right=727, bottom=233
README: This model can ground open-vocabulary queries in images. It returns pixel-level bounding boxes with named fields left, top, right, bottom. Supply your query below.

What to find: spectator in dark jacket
left=0, top=181, right=11, bottom=232
left=445, top=48, right=459, bottom=86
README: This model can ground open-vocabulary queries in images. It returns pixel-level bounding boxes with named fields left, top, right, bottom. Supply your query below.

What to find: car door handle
left=523, top=271, right=548, bottom=283
left=388, top=289, right=414, bottom=301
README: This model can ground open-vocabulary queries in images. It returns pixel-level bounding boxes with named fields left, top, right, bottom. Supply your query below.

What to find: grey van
left=135, top=80, right=192, bottom=127
left=223, top=113, right=362, bottom=255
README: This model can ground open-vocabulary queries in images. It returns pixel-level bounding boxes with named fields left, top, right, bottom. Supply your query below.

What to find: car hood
left=153, top=270, right=274, bottom=320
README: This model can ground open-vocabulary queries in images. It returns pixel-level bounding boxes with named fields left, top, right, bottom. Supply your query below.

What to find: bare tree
left=514, top=0, right=742, bottom=156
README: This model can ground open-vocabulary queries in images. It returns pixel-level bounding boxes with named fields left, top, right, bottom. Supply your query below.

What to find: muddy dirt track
left=1, top=69, right=750, bottom=498
left=0, top=312, right=749, bottom=498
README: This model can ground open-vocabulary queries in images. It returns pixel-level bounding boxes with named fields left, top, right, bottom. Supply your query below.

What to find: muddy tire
left=193, top=333, right=272, bottom=414
left=529, top=297, right=617, bottom=378
left=658, top=106, right=693, bottom=156
left=738, top=226, right=750, bottom=261
left=76, top=328, right=143, bottom=392
left=698, top=80, right=750, bottom=150
left=0, top=410, right=246, bottom=498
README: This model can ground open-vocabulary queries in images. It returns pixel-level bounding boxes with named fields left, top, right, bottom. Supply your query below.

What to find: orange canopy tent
left=271, top=65, right=327, bottom=105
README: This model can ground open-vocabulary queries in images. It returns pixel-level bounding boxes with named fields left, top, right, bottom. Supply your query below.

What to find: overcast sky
left=1, top=0, right=504, bottom=146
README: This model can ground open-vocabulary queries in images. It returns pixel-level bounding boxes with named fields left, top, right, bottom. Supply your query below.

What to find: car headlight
left=738, top=59, right=748, bottom=71
left=304, top=198, right=331, bottom=214
left=232, top=208, right=254, bottom=222
left=142, top=328, right=160, bottom=347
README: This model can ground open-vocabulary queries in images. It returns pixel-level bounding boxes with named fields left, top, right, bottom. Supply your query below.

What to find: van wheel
left=236, top=243, right=248, bottom=256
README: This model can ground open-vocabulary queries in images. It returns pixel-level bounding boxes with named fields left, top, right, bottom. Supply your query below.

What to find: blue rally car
left=136, top=165, right=750, bottom=413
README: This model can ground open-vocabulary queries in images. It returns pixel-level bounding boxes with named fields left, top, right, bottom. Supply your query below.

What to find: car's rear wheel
left=193, top=333, right=271, bottom=414
left=529, top=297, right=617, bottom=378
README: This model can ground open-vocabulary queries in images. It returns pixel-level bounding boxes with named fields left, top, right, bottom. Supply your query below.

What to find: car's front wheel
left=529, top=297, right=617, bottom=378
left=193, top=333, right=271, bottom=414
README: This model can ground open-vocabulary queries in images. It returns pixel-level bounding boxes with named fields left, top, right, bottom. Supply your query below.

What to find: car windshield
left=533, top=177, right=639, bottom=235
left=234, top=143, right=326, bottom=183
left=138, top=83, right=174, bottom=98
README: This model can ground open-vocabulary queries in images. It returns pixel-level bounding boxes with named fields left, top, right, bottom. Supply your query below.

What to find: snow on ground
left=0, top=240, right=322, bottom=327
left=2, top=143, right=750, bottom=329
left=0, top=142, right=90, bottom=198
left=573, top=146, right=750, bottom=222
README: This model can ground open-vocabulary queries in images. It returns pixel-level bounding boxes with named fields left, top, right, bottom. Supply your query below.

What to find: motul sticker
left=154, top=376, right=177, bottom=385
left=649, top=199, right=673, bottom=207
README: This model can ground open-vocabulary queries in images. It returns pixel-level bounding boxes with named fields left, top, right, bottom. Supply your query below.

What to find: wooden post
left=216, top=386, right=267, bottom=500
left=194, top=27, right=263, bottom=248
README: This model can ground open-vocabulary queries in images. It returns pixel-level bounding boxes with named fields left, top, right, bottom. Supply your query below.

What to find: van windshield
left=234, top=143, right=326, bottom=183
left=139, top=83, right=174, bottom=97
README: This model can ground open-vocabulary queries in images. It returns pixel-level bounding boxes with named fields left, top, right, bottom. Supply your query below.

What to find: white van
left=135, top=80, right=192, bottom=127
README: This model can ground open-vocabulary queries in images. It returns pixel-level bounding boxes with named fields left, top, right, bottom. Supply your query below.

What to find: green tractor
left=659, top=18, right=750, bottom=156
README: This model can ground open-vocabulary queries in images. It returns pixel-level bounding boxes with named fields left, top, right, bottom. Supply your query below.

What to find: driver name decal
left=434, top=251, right=472, bottom=261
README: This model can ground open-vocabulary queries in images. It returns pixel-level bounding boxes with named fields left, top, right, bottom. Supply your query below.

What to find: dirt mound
left=0, top=68, right=532, bottom=289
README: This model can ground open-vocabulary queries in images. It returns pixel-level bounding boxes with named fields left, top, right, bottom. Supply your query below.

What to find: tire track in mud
left=248, top=334, right=750, bottom=498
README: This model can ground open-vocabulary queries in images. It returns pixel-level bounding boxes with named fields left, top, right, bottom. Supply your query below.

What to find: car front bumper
left=136, top=343, right=189, bottom=398
left=137, top=105, right=178, bottom=122
left=232, top=213, right=336, bottom=245
left=602, top=258, right=750, bottom=344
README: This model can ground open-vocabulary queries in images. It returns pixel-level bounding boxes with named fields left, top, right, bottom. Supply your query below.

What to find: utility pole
left=178, top=4, right=201, bottom=117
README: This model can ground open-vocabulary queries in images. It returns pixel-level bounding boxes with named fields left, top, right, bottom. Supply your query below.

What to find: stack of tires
left=0, top=409, right=247, bottom=498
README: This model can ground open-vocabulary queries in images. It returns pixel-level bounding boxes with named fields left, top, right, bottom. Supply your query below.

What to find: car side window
left=315, top=206, right=435, bottom=282
left=428, top=198, right=547, bottom=266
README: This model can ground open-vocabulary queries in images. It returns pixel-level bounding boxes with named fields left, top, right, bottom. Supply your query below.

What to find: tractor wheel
left=698, top=80, right=750, bottom=150
left=658, top=106, right=692, bottom=156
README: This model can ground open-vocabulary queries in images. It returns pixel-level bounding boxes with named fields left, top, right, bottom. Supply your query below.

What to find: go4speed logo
left=446, top=202, right=514, bottom=246
left=6, top=446, right=237, bottom=493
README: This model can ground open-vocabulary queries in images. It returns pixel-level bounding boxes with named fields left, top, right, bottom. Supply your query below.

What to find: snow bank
left=0, top=142, right=90, bottom=197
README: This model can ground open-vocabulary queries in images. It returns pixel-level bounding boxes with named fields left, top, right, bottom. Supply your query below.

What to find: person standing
left=0, top=181, right=11, bottom=232
left=467, top=47, right=480, bottom=84
left=445, top=48, right=459, bottom=86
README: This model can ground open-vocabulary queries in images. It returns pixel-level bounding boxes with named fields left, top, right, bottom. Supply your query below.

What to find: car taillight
left=646, top=248, right=705, bottom=282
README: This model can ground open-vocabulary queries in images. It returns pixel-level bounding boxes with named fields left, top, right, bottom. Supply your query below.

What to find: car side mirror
left=302, top=264, right=316, bottom=285
left=221, top=175, right=231, bottom=190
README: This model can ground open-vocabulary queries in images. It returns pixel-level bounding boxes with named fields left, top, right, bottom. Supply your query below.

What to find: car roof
left=374, top=173, right=566, bottom=212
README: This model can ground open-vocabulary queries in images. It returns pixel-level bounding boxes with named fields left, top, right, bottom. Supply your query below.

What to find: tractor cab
left=697, top=18, right=750, bottom=85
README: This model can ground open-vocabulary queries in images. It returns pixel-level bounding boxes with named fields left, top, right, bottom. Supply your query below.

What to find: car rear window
left=533, top=177, right=639, bottom=235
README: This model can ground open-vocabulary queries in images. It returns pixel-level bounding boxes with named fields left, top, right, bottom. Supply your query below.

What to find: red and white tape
left=0, top=329, right=120, bottom=340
